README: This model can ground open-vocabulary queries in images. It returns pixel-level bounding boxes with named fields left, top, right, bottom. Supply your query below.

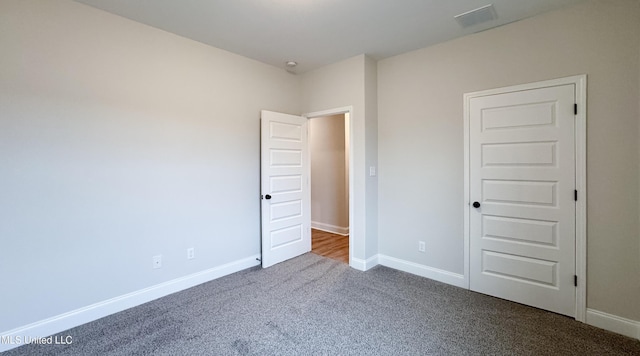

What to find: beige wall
left=310, top=115, right=349, bottom=232
left=378, top=0, right=640, bottom=321
left=364, top=56, right=379, bottom=258
left=0, top=0, right=300, bottom=333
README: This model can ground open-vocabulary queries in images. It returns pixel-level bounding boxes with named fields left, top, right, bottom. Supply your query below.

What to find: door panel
left=482, top=250, right=557, bottom=286
left=481, top=101, right=556, bottom=130
left=482, top=142, right=556, bottom=166
left=469, top=84, right=576, bottom=316
left=482, top=215, right=557, bottom=246
left=483, top=180, right=557, bottom=205
left=261, top=110, right=310, bottom=268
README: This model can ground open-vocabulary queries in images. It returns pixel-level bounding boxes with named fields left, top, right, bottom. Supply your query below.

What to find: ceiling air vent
left=454, top=4, right=497, bottom=28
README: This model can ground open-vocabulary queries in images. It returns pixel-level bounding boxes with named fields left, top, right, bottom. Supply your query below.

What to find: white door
left=260, top=110, right=311, bottom=268
left=469, top=84, right=576, bottom=316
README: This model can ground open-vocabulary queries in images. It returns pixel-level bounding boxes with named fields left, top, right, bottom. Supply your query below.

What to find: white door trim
left=303, top=106, right=356, bottom=268
left=463, top=75, right=587, bottom=322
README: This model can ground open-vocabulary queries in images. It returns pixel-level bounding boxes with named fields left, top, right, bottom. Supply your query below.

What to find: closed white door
left=260, top=110, right=311, bottom=268
left=469, top=84, right=576, bottom=316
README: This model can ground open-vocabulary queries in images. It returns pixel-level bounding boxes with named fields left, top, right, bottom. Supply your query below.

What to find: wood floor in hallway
left=311, top=229, right=349, bottom=264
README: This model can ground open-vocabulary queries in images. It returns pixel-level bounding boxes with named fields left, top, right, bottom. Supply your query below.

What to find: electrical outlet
left=418, top=241, right=426, bottom=253
left=187, top=248, right=195, bottom=260
left=153, top=255, right=162, bottom=269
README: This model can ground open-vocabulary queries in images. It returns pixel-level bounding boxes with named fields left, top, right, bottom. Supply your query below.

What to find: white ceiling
left=74, top=0, right=588, bottom=73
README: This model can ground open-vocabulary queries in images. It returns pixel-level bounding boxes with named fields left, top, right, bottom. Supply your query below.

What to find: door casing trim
left=462, top=75, right=587, bottom=322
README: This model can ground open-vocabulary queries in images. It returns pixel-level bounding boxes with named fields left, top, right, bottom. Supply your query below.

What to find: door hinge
left=574, top=190, right=578, bottom=201
left=574, top=275, right=578, bottom=287
left=574, top=104, right=578, bottom=115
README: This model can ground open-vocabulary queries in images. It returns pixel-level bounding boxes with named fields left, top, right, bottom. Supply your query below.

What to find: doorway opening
left=260, top=107, right=354, bottom=268
left=309, top=113, right=350, bottom=263
left=304, top=107, right=353, bottom=266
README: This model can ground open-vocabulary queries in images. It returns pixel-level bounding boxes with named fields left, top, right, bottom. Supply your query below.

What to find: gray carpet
left=6, top=253, right=640, bottom=355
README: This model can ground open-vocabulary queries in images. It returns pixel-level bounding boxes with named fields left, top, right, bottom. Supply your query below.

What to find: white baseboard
left=351, top=254, right=379, bottom=271
left=377, top=255, right=466, bottom=288
left=586, top=308, right=640, bottom=340
left=0, top=255, right=261, bottom=353
left=311, top=221, right=349, bottom=236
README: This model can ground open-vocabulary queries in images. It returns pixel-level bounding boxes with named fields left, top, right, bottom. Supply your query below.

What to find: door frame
left=462, top=75, right=587, bottom=321
left=304, top=106, right=354, bottom=268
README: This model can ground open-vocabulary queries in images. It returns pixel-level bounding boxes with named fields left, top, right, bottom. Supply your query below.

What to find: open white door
left=260, top=110, right=311, bottom=268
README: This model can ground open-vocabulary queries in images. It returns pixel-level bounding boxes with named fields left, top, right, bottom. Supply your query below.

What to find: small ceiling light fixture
left=285, top=61, right=298, bottom=68
left=454, top=4, right=498, bottom=28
